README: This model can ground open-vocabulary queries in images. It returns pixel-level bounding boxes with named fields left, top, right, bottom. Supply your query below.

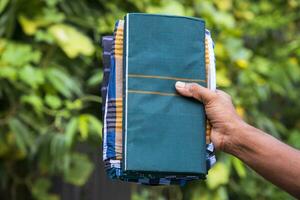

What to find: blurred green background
left=0, top=0, right=300, bottom=199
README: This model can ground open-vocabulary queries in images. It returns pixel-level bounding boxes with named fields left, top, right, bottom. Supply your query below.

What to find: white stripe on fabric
left=124, top=13, right=129, bottom=170
left=103, top=88, right=109, bottom=160
left=206, top=30, right=216, bottom=91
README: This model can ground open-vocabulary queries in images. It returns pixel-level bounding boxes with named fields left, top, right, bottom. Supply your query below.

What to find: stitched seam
left=128, top=74, right=206, bottom=83
left=128, top=90, right=179, bottom=96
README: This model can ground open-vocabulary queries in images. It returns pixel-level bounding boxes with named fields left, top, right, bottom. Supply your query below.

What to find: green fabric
left=123, top=13, right=207, bottom=175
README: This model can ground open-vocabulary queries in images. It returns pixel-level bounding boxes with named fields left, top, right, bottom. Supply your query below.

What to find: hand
left=175, top=82, right=300, bottom=198
left=175, top=81, right=245, bottom=152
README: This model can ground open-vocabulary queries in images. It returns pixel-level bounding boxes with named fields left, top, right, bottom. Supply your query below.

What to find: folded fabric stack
left=101, top=13, right=216, bottom=186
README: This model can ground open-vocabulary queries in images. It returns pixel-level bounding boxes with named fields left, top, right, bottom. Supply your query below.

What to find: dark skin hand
left=175, top=81, right=300, bottom=199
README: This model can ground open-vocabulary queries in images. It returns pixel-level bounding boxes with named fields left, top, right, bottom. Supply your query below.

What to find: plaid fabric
left=103, top=21, right=124, bottom=161
left=102, top=20, right=216, bottom=185
left=101, top=36, right=113, bottom=119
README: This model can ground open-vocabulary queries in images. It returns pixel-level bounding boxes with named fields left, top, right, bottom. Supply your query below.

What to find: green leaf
left=8, top=118, right=34, bottom=154
left=45, top=0, right=60, bottom=7
left=50, top=133, right=66, bottom=157
left=18, top=8, right=65, bottom=36
left=79, top=114, right=88, bottom=139
left=19, top=65, right=44, bottom=89
left=1, top=42, right=41, bottom=66
left=88, top=115, right=102, bottom=138
left=213, top=12, right=236, bottom=29
left=32, top=178, right=59, bottom=200
left=0, top=66, right=17, bottom=80
left=45, top=94, right=62, bottom=109
left=0, top=0, right=9, bottom=14
left=21, top=94, right=44, bottom=115
left=288, top=130, right=300, bottom=149
left=232, top=157, right=247, bottom=178
left=19, top=15, right=43, bottom=36
left=65, top=99, right=83, bottom=110
left=45, top=67, right=82, bottom=98
left=147, top=0, right=186, bottom=15
left=87, top=70, right=103, bottom=86
left=215, top=187, right=229, bottom=200
left=216, top=68, right=231, bottom=87
left=34, top=30, right=54, bottom=43
left=46, top=70, right=71, bottom=98
left=32, top=178, right=51, bottom=195
left=64, top=153, right=94, bottom=186
left=224, top=38, right=252, bottom=62
left=65, top=117, right=78, bottom=147
left=207, top=162, right=230, bottom=189
left=42, top=7, right=65, bottom=23
left=48, top=24, right=95, bottom=58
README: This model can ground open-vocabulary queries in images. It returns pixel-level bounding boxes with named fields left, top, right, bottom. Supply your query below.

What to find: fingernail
left=175, top=81, right=186, bottom=89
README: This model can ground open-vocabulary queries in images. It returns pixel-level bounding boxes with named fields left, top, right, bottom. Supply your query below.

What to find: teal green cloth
left=123, top=13, right=207, bottom=175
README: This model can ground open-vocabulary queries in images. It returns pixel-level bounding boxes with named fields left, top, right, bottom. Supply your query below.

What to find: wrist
left=222, top=119, right=251, bottom=155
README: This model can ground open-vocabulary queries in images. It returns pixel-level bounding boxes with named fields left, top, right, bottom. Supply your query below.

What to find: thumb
left=175, top=81, right=216, bottom=104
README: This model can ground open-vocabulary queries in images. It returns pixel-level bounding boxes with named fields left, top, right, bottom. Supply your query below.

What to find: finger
left=175, top=81, right=193, bottom=97
left=175, top=81, right=216, bottom=104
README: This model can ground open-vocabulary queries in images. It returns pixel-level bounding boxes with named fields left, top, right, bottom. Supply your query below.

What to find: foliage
left=0, top=0, right=103, bottom=199
left=0, top=0, right=299, bottom=199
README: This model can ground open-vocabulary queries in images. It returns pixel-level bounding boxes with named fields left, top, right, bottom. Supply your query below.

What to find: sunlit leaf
left=0, top=66, right=17, bottom=80
left=65, top=99, right=83, bottom=110
left=207, top=162, right=230, bottom=189
left=147, top=0, right=186, bottom=15
left=48, top=24, right=95, bottom=58
left=214, top=0, right=232, bottom=11
left=213, top=12, right=235, bottom=29
left=1, top=42, right=41, bottom=66
left=235, top=59, right=249, bottom=69
left=18, top=8, right=65, bottom=36
left=0, top=0, right=9, bottom=14
left=216, top=68, right=231, bottom=87
left=19, top=15, right=43, bottom=35
left=79, top=114, right=88, bottom=139
left=45, top=94, right=62, bottom=109
left=19, top=65, right=44, bottom=89
left=232, top=157, right=247, bottom=178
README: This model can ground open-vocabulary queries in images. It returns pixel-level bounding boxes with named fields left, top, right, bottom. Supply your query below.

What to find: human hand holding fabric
left=175, top=81, right=300, bottom=199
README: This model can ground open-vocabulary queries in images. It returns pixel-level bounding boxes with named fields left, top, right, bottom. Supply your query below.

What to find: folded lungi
left=102, top=13, right=216, bottom=185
